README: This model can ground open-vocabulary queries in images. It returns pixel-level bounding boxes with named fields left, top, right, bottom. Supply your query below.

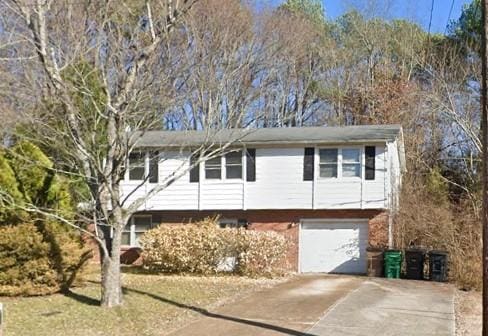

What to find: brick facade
left=122, top=209, right=390, bottom=272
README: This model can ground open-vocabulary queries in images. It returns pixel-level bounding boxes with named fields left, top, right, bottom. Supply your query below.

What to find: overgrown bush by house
left=0, top=142, right=91, bottom=296
left=394, top=172, right=481, bottom=290
left=140, top=217, right=289, bottom=277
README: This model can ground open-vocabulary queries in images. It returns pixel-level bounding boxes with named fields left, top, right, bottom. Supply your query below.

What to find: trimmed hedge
left=140, top=217, right=289, bottom=277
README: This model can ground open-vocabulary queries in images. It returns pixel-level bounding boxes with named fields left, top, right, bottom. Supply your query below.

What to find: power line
left=444, top=0, right=455, bottom=35
left=428, top=0, right=435, bottom=36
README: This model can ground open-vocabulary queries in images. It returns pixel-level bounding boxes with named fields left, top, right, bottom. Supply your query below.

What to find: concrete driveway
left=168, top=275, right=455, bottom=336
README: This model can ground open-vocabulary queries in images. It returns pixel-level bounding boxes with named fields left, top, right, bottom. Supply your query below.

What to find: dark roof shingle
left=135, top=124, right=402, bottom=148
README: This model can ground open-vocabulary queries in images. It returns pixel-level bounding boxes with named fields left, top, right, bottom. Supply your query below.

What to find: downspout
left=388, top=208, right=394, bottom=248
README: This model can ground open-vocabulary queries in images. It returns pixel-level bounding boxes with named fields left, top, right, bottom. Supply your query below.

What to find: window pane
left=205, top=168, right=221, bottom=179
left=129, top=153, right=145, bottom=180
left=225, top=151, right=242, bottom=179
left=342, top=149, right=360, bottom=163
left=319, top=149, right=338, bottom=163
left=206, top=156, right=221, bottom=166
left=320, top=164, right=337, bottom=178
left=343, top=164, right=360, bottom=177
left=134, top=216, right=152, bottom=231
left=205, top=156, right=221, bottom=179
left=226, top=166, right=242, bottom=179
left=225, top=151, right=242, bottom=165
left=121, top=232, right=131, bottom=245
left=135, top=232, right=145, bottom=246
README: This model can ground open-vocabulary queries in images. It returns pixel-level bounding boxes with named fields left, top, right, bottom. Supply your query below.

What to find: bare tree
left=165, top=0, right=264, bottom=130
left=0, top=0, right=254, bottom=308
left=257, top=6, right=330, bottom=127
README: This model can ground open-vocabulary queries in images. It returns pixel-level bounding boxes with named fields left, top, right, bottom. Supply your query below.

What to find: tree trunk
left=100, top=224, right=123, bottom=307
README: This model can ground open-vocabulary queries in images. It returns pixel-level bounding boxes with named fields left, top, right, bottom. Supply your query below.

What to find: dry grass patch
left=1, top=266, right=285, bottom=336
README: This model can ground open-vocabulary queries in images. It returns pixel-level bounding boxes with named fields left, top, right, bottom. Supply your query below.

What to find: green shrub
left=140, top=217, right=289, bottom=276
left=0, top=142, right=91, bottom=296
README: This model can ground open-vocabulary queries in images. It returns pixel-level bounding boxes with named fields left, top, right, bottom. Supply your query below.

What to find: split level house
left=121, top=125, right=406, bottom=274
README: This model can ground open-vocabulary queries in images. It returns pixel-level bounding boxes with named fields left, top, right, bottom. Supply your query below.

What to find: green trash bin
left=384, top=250, right=402, bottom=278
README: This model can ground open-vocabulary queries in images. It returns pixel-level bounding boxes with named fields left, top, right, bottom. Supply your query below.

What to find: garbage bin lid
left=429, top=250, right=448, bottom=255
left=406, top=248, right=426, bottom=253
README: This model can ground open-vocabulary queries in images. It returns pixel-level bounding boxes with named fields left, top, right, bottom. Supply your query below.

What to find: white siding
left=362, top=145, right=387, bottom=209
left=121, top=143, right=401, bottom=211
left=200, top=182, right=243, bottom=210
left=120, top=182, right=148, bottom=211
left=315, top=180, right=362, bottom=209
left=246, top=147, right=313, bottom=209
left=122, top=151, right=199, bottom=211
left=387, top=141, right=402, bottom=212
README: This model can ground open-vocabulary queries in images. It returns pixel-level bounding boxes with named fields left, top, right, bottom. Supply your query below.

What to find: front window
left=204, top=151, right=244, bottom=180
left=134, top=216, right=152, bottom=246
left=225, top=151, right=242, bottom=179
left=342, top=148, right=361, bottom=177
left=128, top=152, right=159, bottom=182
left=122, top=223, right=131, bottom=245
left=205, top=156, right=222, bottom=179
left=129, top=153, right=145, bottom=180
left=219, top=218, right=247, bottom=229
left=319, top=148, right=338, bottom=178
left=122, top=215, right=153, bottom=247
left=319, top=148, right=361, bottom=179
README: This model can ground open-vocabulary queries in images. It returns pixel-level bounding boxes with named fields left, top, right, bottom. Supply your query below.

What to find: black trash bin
left=429, top=250, right=448, bottom=282
left=405, top=249, right=425, bottom=280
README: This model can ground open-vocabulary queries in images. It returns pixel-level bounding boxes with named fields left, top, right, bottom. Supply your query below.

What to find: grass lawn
left=1, top=265, right=283, bottom=336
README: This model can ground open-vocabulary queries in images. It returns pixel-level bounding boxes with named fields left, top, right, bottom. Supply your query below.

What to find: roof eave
left=134, top=138, right=394, bottom=149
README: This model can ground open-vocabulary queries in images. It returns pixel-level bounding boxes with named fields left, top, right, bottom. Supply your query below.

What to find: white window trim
left=317, top=146, right=363, bottom=180
left=123, top=214, right=153, bottom=247
left=203, top=150, right=244, bottom=183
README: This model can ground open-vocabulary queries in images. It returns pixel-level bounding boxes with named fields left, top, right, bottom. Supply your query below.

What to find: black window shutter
left=365, top=146, right=376, bottom=180
left=303, top=147, right=314, bottom=181
left=149, top=151, right=159, bottom=183
left=189, top=154, right=199, bottom=183
left=246, top=149, right=256, bottom=182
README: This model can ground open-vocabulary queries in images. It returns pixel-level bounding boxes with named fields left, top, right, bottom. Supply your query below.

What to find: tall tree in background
left=165, top=0, right=263, bottom=130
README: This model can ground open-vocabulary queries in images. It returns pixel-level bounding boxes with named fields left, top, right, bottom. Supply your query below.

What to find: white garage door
left=299, top=220, right=368, bottom=274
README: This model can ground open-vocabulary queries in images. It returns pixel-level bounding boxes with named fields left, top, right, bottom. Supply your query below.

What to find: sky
left=266, top=0, right=473, bottom=34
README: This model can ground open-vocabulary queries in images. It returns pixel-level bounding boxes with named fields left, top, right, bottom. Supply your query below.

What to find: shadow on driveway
left=64, top=280, right=318, bottom=336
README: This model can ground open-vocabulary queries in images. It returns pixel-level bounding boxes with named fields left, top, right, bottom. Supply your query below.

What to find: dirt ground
left=455, top=289, right=481, bottom=336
